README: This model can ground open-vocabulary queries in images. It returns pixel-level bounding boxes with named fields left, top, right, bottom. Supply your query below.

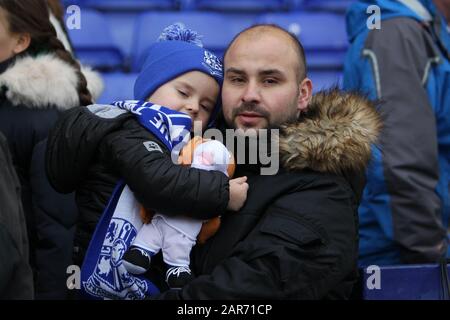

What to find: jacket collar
left=0, top=53, right=80, bottom=109
left=279, top=89, right=381, bottom=175
left=0, top=56, right=16, bottom=75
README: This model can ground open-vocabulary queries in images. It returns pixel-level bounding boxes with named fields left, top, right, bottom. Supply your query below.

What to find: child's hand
left=227, top=176, right=249, bottom=212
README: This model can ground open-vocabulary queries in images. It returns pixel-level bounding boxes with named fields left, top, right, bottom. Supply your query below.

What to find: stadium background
left=61, top=0, right=353, bottom=104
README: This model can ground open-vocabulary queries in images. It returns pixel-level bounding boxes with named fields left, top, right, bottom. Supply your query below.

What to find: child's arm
left=102, top=119, right=231, bottom=220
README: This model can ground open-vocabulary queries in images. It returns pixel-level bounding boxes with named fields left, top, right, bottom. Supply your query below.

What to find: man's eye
left=264, top=78, right=278, bottom=84
left=230, top=77, right=245, bottom=83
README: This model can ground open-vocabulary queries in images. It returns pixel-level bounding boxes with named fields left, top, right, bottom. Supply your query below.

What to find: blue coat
left=344, top=0, right=450, bottom=265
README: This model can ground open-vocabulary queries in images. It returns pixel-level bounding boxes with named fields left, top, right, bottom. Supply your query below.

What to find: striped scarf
left=80, top=101, right=192, bottom=300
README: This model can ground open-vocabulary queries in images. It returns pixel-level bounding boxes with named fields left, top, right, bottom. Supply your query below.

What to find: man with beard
left=153, top=25, right=383, bottom=300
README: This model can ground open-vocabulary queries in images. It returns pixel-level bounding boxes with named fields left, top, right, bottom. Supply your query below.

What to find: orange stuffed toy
left=140, top=136, right=235, bottom=244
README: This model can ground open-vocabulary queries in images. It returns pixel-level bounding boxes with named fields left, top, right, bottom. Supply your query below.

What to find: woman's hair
left=46, top=0, right=64, bottom=22
left=0, top=0, right=92, bottom=106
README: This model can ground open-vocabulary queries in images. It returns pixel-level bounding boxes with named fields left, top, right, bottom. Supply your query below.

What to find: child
left=112, top=23, right=243, bottom=289
left=123, top=137, right=234, bottom=288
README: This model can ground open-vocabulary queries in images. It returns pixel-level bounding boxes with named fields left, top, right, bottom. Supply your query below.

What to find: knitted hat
left=134, top=23, right=223, bottom=103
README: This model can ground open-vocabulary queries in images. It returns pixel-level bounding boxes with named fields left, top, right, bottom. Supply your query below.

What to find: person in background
left=0, top=0, right=100, bottom=299
left=344, top=0, right=450, bottom=266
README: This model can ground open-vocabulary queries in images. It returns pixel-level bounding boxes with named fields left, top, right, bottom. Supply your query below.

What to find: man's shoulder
left=247, top=169, right=352, bottom=207
left=264, top=170, right=355, bottom=211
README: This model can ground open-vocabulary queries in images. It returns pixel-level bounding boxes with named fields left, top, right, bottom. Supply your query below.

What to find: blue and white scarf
left=81, top=100, right=192, bottom=300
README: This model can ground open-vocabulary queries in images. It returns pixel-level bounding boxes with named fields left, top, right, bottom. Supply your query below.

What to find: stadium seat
left=361, top=264, right=450, bottom=300
left=301, top=0, right=355, bottom=12
left=102, top=12, right=141, bottom=68
left=181, top=0, right=288, bottom=12
left=131, top=12, right=254, bottom=71
left=97, top=72, right=138, bottom=104
left=256, top=12, right=348, bottom=69
left=83, top=0, right=178, bottom=11
left=67, top=10, right=125, bottom=70
left=61, top=0, right=85, bottom=7
left=308, top=71, right=342, bottom=92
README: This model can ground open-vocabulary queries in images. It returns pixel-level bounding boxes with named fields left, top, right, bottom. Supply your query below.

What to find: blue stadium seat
left=131, top=12, right=253, bottom=72
left=361, top=264, right=450, bottom=300
left=97, top=73, right=138, bottom=104
left=83, top=0, right=177, bottom=11
left=103, top=12, right=141, bottom=67
left=308, top=71, right=342, bottom=92
left=256, top=13, right=348, bottom=69
left=67, top=10, right=125, bottom=70
left=301, top=0, right=355, bottom=12
left=61, top=0, right=86, bottom=7
left=181, top=0, right=288, bottom=12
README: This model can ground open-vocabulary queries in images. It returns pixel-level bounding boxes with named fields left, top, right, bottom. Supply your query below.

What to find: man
left=154, top=25, right=382, bottom=299
left=344, top=0, right=450, bottom=266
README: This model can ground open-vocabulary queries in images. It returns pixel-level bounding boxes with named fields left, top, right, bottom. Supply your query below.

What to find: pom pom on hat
left=157, top=22, right=204, bottom=48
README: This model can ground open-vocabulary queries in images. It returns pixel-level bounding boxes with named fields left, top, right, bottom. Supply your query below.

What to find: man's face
left=222, top=31, right=306, bottom=131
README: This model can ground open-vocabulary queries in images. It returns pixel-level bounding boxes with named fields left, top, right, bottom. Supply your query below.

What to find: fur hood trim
left=0, top=54, right=99, bottom=110
left=279, top=89, right=382, bottom=174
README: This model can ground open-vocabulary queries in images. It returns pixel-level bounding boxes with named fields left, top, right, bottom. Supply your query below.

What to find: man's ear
left=297, top=77, right=313, bottom=114
left=12, top=33, right=31, bottom=55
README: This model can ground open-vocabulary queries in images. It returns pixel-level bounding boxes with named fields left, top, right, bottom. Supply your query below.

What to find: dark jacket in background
left=0, top=132, right=33, bottom=299
left=31, top=140, right=78, bottom=299
left=0, top=53, right=102, bottom=299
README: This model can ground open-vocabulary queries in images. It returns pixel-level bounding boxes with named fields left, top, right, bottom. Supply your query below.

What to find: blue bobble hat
left=134, top=23, right=224, bottom=103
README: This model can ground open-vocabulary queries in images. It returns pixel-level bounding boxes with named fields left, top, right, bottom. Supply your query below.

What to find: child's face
left=147, top=71, right=220, bottom=130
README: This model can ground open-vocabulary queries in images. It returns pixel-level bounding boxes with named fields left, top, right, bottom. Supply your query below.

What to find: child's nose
left=185, top=102, right=199, bottom=115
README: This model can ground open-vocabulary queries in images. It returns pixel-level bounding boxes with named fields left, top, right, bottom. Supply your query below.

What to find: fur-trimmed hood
left=279, top=89, right=382, bottom=174
left=0, top=53, right=103, bottom=110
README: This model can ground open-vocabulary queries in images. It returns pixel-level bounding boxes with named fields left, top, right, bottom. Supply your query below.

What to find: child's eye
left=201, top=104, right=212, bottom=112
left=177, top=89, right=188, bottom=97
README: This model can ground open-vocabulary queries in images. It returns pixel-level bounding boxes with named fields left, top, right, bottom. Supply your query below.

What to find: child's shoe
left=122, top=246, right=153, bottom=274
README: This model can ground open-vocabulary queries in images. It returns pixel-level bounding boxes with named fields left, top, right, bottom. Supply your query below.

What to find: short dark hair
left=223, top=24, right=308, bottom=81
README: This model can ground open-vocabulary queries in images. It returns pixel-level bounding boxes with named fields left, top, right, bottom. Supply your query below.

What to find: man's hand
left=227, top=176, right=249, bottom=211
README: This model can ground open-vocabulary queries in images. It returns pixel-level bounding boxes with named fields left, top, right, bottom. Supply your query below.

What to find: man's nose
left=241, top=80, right=261, bottom=103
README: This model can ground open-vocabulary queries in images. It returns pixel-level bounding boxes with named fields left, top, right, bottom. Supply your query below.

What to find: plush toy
left=139, top=136, right=235, bottom=244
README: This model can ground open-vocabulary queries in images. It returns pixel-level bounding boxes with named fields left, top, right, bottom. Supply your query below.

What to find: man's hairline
left=223, top=25, right=307, bottom=82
